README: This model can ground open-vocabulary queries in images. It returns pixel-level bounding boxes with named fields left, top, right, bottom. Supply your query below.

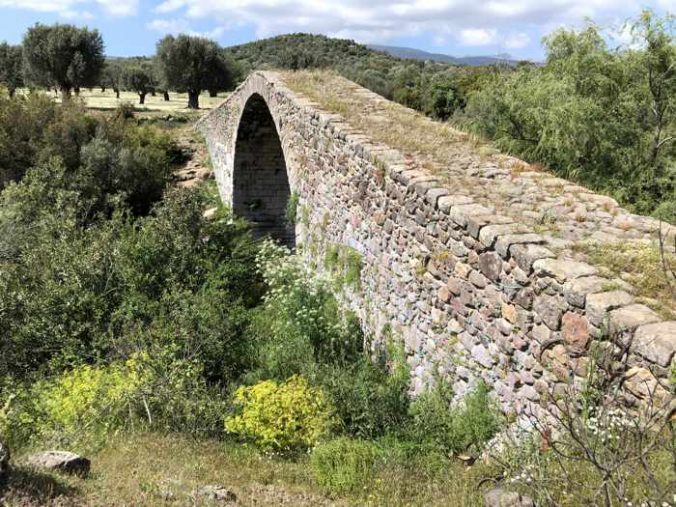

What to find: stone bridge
left=197, top=71, right=675, bottom=414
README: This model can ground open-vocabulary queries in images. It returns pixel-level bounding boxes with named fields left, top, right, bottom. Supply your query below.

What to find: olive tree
left=0, top=43, right=23, bottom=97
left=22, top=23, right=104, bottom=98
left=102, top=60, right=124, bottom=98
left=156, top=35, right=233, bottom=108
left=124, top=64, right=154, bottom=104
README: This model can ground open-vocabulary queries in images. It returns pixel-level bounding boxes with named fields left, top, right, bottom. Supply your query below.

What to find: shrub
left=0, top=348, right=226, bottom=451
left=225, top=375, right=334, bottom=452
left=1, top=356, right=151, bottom=449
left=310, top=437, right=379, bottom=495
left=408, top=382, right=501, bottom=454
left=246, top=241, right=365, bottom=381
left=316, top=356, right=410, bottom=440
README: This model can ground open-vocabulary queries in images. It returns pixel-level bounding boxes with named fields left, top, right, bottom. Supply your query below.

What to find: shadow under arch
left=232, top=93, right=295, bottom=248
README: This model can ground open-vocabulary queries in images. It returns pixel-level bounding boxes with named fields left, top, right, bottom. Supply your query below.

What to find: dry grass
left=1, top=433, right=493, bottom=506
left=574, top=240, right=676, bottom=319
left=15, top=88, right=228, bottom=113
left=280, top=70, right=481, bottom=190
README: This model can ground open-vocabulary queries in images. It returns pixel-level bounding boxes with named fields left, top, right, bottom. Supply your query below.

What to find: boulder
left=0, top=438, right=10, bottom=480
left=485, top=488, right=535, bottom=507
left=195, top=485, right=237, bottom=503
left=26, top=451, right=90, bottom=477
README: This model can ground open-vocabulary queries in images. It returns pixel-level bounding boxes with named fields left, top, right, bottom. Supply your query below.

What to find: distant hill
left=367, top=44, right=520, bottom=66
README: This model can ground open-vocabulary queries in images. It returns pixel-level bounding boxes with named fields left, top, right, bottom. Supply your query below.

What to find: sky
left=0, top=0, right=673, bottom=60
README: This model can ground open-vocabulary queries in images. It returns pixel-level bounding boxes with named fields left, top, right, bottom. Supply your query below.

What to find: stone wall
left=197, top=71, right=674, bottom=415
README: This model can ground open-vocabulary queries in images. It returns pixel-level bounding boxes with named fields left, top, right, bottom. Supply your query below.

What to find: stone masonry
left=197, top=71, right=675, bottom=415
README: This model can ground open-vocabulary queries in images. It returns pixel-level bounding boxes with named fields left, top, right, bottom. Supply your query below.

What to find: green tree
left=0, top=43, right=23, bottom=97
left=124, top=64, right=154, bottom=104
left=101, top=60, right=124, bottom=98
left=156, top=35, right=234, bottom=108
left=22, top=23, right=104, bottom=98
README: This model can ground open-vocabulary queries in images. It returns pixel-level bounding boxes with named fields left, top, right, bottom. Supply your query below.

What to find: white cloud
left=148, top=18, right=227, bottom=39
left=504, top=32, right=530, bottom=49
left=0, top=0, right=138, bottom=16
left=458, top=28, right=496, bottom=46
left=147, top=0, right=653, bottom=50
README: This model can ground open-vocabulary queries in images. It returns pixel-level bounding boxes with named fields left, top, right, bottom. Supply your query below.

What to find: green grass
left=1, top=433, right=495, bottom=506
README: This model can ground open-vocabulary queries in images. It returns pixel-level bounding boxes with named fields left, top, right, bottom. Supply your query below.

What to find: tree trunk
left=8, top=88, right=15, bottom=98
left=114, top=88, right=120, bottom=99
left=74, top=87, right=80, bottom=96
left=163, top=91, right=170, bottom=101
left=150, top=89, right=156, bottom=97
left=101, top=86, right=106, bottom=93
left=209, top=89, right=217, bottom=98
left=188, top=90, right=199, bottom=109
left=61, top=88, right=72, bottom=101
left=139, top=92, right=146, bottom=105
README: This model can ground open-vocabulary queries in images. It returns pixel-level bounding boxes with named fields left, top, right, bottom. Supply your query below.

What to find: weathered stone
left=563, top=276, right=630, bottom=308
left=478, top=224, right=521, bottom=248
left=586, top=290, right=634, bottom=326
left=502, top=303, right=518, bottom=324
left=609, top=304, right=661, bottom=334
left=472, top=344, right=495, bottom=368
left=450, top=204, right=494, bottom=227
left=495, top=233, right=545, bottom=258
left=533, top=294, right=564, bottom=330
left=632, top=321, right=676, bottom=367
left=478, top=252, right=502, bottom=281
left=195, top=485, right=238, bottom=503
left=513, top=287, right=534, bottom=310
left=26, top=451, right=90, bottom=477
left=484, top=488, right=535, bottom=507
left=561, top=312, right=590, bottom=353
left=533, top=258, right=597, bottom=282
left=469, top=270, right=488, bottom=289
left=437, top=286, right=452, bottom=303
left=624, top=367, right=669, bottom=402
left=509, top=243, right=555, bottom=273
left=437, top=194, right=473, bottom=213
left=425, top=187, right=450, bottom=207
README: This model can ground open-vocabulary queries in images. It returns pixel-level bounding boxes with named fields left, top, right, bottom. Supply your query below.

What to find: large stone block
left=632, top=321, right=676, bottom=367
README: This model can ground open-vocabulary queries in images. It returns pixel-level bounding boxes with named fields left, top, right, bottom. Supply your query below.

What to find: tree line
left=0, top=24, right=239, bottom=109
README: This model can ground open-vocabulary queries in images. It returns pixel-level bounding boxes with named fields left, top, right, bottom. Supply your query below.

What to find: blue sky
left=0, top=0, right=673, bottom=59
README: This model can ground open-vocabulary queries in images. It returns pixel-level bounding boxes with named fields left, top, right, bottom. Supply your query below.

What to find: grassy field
left=1, top=433, right=491, bottom=506
left=17, top=88, right=229, bottom=113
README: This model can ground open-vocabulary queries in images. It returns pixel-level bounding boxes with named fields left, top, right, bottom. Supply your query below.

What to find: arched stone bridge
left=197, top=71, right=675, bottom=413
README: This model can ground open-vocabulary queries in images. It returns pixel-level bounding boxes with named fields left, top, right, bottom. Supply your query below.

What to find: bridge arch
left=232, top=93, right=295, bottom=247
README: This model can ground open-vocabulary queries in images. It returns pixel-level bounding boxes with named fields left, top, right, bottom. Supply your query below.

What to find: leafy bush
left=225, top=375, right=334, bottom=452
left=310, top=437, right=379, bottom=495
left=0, top=184, right=260, bottom=381
left=1, top=357, right=149, bottom=449
left=246, top=241, right=364, bottom=381
left=316, top=355, right=410, bottom=440
left=408, top=382, right=501, bottom=454
left=0, top=348, right=226, bottom=451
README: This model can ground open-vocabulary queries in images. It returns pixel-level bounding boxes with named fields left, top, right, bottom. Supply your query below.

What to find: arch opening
left=232, top=94, right=295, bottom=247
